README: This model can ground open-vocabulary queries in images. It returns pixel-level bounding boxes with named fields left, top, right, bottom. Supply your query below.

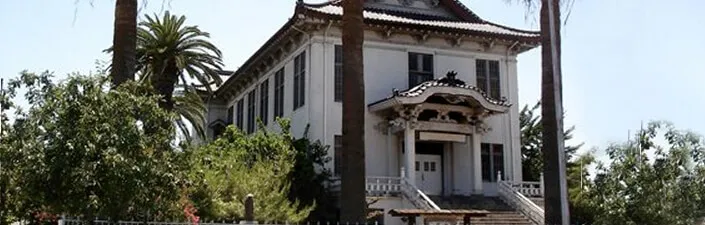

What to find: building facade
left=203, top=0, right=543, bottom=224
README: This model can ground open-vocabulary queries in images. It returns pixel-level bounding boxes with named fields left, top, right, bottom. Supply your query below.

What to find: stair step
left=428, top=195, right=535, bottom=225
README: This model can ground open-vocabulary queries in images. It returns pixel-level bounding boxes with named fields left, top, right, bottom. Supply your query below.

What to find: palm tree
left=131, top=11, right=224, bottom=140
left=340, top=0, right=367, bottom=222
left=136, top=11, right=224, bottom=111
left=511, top=0, right=570, bottom=223
left=110, top=0, right=138, bottom=87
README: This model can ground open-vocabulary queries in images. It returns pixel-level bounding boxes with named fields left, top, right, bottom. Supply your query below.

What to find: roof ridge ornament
left=437, top=71, right=465, bottom=87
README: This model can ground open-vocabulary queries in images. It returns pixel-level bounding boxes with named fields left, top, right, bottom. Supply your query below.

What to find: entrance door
left=415, top=154, right=442, bottom=195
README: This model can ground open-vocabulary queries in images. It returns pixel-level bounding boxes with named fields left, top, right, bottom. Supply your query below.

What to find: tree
left=136, top=11, right=224, bottom=111
left=288, top=126, right=337, bottom=222
left=186, top=120, right=313, bottom=223
left=510, top=0, right=570, bottom=222
left=566, top=153, right=597, bottom=225
left=1, top=71, right=184, bottom=222
left=340, top=0, right=367, bottom=222
left=588, top=121, right=705, bottom=225
left=520, top=101, right=583, bottom=181
left=110, top=0, right=138, bottom=87
left=133, top=11, right=224, bottom=140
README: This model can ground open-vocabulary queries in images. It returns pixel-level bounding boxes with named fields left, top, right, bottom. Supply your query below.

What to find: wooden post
left=240, top=194, right=256, bottom=224
left=245, top=194, right=254, bottom=221
left=463, top=215, right=471, bottom=225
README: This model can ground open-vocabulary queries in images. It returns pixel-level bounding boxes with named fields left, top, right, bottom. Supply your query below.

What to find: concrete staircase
left=429, top=195, right=535, bottom=225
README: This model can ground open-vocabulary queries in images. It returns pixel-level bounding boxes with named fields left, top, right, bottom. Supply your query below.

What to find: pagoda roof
left=299, top=1, right=539, bottom=42
left=210, top=0, right=539, bottom=99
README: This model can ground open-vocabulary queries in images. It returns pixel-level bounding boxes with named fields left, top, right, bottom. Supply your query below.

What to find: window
left=274, top=68, right=284, bottom=118
left=293, top=52, right=306, bottom=109
left=212, top=124, right=225, bottom=140
left=334, top=135, right=343, bottom=176
left=481, top=143, right=504, bottom=182
left=236, top=99, right=244, bottom=130
left=259, top=79, right=269, bottom=125
left=334, top=45, right=343, bottom=102
left=247, top=90, right=256, bottom=133
left=476, top=59, right=501, bottom=99
left=227, top=105, right=234, bottom=124
left=408, top=52, right=434, bottom=87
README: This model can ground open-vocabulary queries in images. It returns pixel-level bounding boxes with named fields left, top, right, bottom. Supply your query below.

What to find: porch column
left=404, top=121, right=416, bottom=185
left=472, top=132, right=483, bottom=194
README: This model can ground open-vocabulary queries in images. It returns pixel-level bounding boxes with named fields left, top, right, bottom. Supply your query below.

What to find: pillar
left=472, top=132, right=483, bottom=194
left=404, top=121, right=416, bottom=185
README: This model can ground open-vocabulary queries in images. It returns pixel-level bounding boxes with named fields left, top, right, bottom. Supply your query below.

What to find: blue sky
left=1, top=0, right=704, bottom=163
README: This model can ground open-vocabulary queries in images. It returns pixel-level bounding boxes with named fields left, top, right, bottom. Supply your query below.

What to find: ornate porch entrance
left=369, top=71, right=512, bottom=196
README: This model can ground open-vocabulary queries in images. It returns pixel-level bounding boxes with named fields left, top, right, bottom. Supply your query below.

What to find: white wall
left=313, top=33, right=522, bottom=182
left=207, top=28, right=525, bottom=190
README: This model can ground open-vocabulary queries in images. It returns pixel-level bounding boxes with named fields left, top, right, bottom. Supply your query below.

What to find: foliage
left=186, top=120, right=313, bottom=223
left=519, top=101, right=596, bottom=224
left=135, top=11, right=224, bottom=141
left=288, top=125, right=337, bottom=221
left=106, top=11, right=225, bottom=141
left=588, top=121, right=705, bottom=225
left=566, top=153, right=598, bottom=225
left=136, top=10, right=224, bottom=94
left=520, top=101, right=583, bottom=181
left=0, top=71, right=185, bottom=222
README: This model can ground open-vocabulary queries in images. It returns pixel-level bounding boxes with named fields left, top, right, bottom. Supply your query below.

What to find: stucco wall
left=206, top=28, right=525, bottom=190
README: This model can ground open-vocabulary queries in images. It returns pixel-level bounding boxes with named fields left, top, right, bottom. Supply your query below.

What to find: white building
left=204, top=0, right=545, bottom=224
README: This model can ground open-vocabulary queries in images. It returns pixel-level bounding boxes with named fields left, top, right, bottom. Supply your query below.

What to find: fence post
left=539, top=172, right=545, bottom=196
left=240, top=194, right=257, bottom=225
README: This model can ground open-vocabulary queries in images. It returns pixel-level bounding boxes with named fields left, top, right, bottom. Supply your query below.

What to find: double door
left=415, top=154, right=442, bottom=195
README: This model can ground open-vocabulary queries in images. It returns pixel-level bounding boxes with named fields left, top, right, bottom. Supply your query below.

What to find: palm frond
left=173, top=88, right=207, bottom=140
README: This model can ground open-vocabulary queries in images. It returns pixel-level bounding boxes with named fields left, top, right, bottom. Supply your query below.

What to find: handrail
left=511, top=181, right=543, bottom=197
left=498, top=180, right=545, bottom=225
left=366, top=176, right=402, bottom=197
left=400, top=178, right=441, bottom=210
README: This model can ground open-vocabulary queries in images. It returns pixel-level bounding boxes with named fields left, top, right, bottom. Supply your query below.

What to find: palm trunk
left=540, top=0, right=570, bottom=224
left=340, top=0, right=367, bottom=223
left=110, top=0, right=138, bottom=87
left=150, top=64, right=178, bottom=111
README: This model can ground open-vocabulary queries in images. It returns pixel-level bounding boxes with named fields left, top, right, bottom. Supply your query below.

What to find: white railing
left=330, top=174, right=439, bottom=211
left=511, top=181, right=543, bottom=197
left=496, top=172, right=545, bottom=225
left=400, top=178, right=441, bottom=210
left=398, top=169, right=441, bottom=211
left=366, top=176, right=402, bottom=197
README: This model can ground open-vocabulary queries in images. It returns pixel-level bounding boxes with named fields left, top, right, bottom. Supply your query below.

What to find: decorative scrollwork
left=429, top=109, right=457, bottom=124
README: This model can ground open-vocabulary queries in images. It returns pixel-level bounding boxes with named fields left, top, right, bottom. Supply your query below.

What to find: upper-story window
left=259, top=79, right=269, bottom=125
left=476, top=59, right=501, bottom=99
left=247, top=90, right=256, bottom=133
left=408, top=52, right=434, bottom=87
left=274, top=68, right=285, bottom=118
left=236, top=99, right=244, bottom=131
left=293, top=52, right=306, bottom=109
left=227, top=105, right=234, bottom=125
left=334, top=45, right=343, bottom=102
